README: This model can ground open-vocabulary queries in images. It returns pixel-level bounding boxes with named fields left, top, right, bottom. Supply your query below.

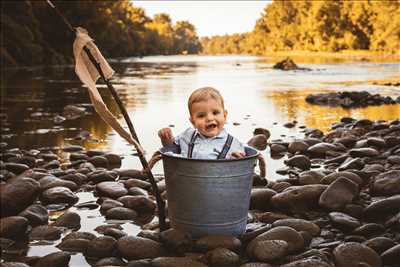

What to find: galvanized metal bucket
left=160, top=145, right=259, bottom=238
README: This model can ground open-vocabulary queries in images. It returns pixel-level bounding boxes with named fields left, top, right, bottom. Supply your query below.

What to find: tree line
left=1, top=0, right=201, bottom=66
left=201, top=0, right=400, bottom=55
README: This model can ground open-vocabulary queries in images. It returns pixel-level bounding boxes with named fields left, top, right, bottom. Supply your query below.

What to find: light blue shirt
left=173, top=127, right=245, bottom=159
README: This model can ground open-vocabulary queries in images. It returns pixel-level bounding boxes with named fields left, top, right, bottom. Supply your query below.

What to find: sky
left=133, top=1, right=271, bottom=37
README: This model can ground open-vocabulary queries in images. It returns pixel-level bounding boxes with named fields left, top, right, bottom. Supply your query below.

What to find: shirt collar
left=196, top=128, right=227, bottom=140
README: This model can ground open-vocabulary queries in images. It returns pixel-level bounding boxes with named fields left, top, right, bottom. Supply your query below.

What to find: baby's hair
left=188, top=87, right=225, bottom=114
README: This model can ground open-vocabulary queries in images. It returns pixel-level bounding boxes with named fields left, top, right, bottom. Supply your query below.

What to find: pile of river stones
left=305, top=91, right=400, bottom=108
left=1, top=117, right=400, bottom=267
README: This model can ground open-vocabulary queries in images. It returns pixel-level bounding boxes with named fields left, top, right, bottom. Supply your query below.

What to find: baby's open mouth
left=206, top=123, right=217, bottom=130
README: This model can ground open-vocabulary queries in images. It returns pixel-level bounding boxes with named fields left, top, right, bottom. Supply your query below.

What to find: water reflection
left=1, top=55, right=399, bottom=158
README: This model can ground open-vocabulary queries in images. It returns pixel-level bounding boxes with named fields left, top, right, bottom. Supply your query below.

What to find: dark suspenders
left=187, top=131, right=234, bottom=159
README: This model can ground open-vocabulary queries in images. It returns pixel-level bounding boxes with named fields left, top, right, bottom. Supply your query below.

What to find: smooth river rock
left=333, top=242, right=382, bottom=267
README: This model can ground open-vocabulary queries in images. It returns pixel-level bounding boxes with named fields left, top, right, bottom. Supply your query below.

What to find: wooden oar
left=46, top=0, right=166, bottom=231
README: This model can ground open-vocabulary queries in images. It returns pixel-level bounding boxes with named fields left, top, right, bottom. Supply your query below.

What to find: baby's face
left=189, top=99, right=227, bottom=138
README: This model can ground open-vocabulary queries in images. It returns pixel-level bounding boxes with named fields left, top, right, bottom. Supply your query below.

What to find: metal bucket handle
left=145, top=146, right=266, bottom=177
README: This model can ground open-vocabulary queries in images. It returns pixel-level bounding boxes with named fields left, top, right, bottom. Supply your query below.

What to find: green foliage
left=201, top=0, right=400, bottom=54
left=1, top=0, right=201, bottom=66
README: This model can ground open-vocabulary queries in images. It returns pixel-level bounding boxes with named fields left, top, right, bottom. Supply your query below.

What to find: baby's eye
left=213, top=110, right=221, bottom=115
left=197, top=113, right=205, bottom=118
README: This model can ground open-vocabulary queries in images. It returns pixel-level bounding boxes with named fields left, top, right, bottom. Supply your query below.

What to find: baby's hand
left=158, top=128, right=175, bottom=146
left=231, top=151, right=246, bottom=158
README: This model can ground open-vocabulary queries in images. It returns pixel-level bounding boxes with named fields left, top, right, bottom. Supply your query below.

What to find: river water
left=1, top=55, right=400, bottom=265
left=2, top=55, right=399, bottom=179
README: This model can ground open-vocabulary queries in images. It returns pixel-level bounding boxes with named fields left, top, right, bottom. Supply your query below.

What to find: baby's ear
left=224, top=109, right=228, bottom=119
left=189, top=116, right=194, bottom=126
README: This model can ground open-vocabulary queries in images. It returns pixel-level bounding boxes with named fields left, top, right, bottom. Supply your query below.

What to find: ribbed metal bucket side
left=161, top=146, right=258, bottom=237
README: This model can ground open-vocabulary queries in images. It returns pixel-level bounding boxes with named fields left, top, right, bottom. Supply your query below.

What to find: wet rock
left=288, top=141, right=309, bottom=154
left=59, top=173, right=87, bottom=186
left=381, top=244, right=400, bottom=266
left=96, top=181, right=128, bottom=199
left=280, top=258, right=332, bottom=267
left=307, top=142, right=338, bottom=158
left=250, top=188, right=276, bottom=210
left=363, top=237, right=396, bottom=254
left=206, top=247, right=240, bottom=267
left=117, top=169, right=148, bottom=180
left=272, top=219, right=320, bottom=236
left=273, top=58, right=302, bottom=71
left=338, top=157, right=365, bottom=171
left=122, top=179, right=151, bottom=190
left=104, top=153, right=122, bottom=167
left=0, top=216, right=29, bottom=239
left=298, top=170, right=324, bottom=185
left=333, top=242, right=381, bottom=267
left=194, top=235, right=241, bottom=252
left=89, top=156, right=109, bottom=168
left=1, top=177, right=40, bottom=217
left=159, top=229, right=192, bottom=253
left=30, top=225, right=62, bottom=241
left=366, top=137, right=386, bottom=148
left=63, top=104, right=86, bottom=120
left=256, top=212, right=291, bottom=224
left=105, top=207, right=137, bottom=220
left=128, top=187, right=149, bottom=196
left=39, top=176, right=78, bottom=191
left=151, top=257, right=207, bottom=267
left=34, top=251, right=71, bottom=267
left=319, top=177, right=359, bottom=211
left=117, top=195, right=156, bottom=213
left=103, top=227, right=127, bottom=239
left=364, top=195, right=400, bottom=221
left=270, top=144, right=287, bottom=155
left=18, top=204, right=48, bottom=226
left=247, top=226, right=304, bottom=255
left=57, top=238, right=90, bottom=252
left=349, top=148, right=380, bottom=158
left=62, top=145, right=84, bottom=152
left=285, top=155, right=311, bottom=170
left=253, top=128, right=271, bottom=140
left=85, top=235, right=117, bottom=258
left=94, top=257, right=126, bottom=266
left=329, top=212, right=361, bottom=230
left=40, top=186, right=78, bottom=205
left=52, top=211, right=81, bottom=229
left=321, top=171, right=363, bottom=186
left=352, top=223, right=385, bottom=238
left=95, top=224, right=123, bottom=235
left=100, top=199, right=124, bottom=213
left=271, top=184, right=327, bottom=211
left=62, top=231, right=96, bottom=241
left=89, top=170, right=118, bottom=183
left=370, top=170, right=400, bottom=196
left=250, top=239, right=289, bottom=262
left=248, top=134, right=268, bottom=151
left=117, top=236, right=166, bottom=260
left=4, top=163, right=30, bottom=174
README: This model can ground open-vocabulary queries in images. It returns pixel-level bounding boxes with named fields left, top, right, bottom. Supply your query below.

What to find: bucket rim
left=159, top=145, right=259, bottom=163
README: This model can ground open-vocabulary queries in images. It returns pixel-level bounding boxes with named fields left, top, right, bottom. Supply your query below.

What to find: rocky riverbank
left=1, top=117, right=400, bottom=267
left=305, top=91, right=400, bottom=108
